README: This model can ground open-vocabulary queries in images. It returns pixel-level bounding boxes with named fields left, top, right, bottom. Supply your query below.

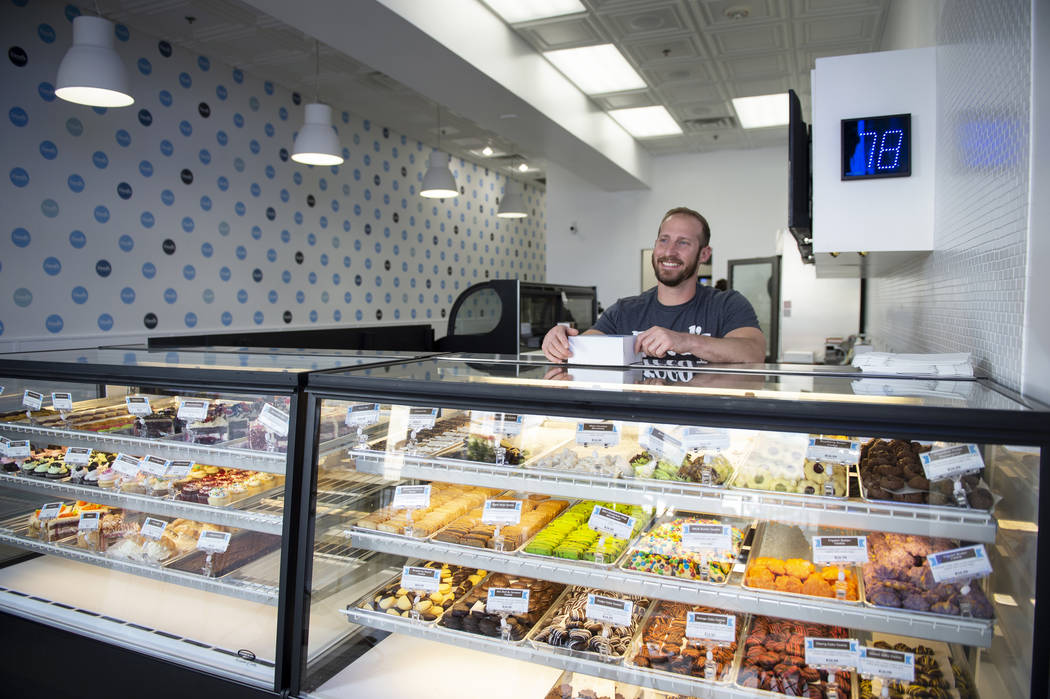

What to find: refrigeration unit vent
left=683, top=116, right=736, bottom=130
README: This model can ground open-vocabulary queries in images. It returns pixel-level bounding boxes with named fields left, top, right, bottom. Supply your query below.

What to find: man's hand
left=541, top=324, right=579, bottom=362
left=634, top=326, right=689, bottom=358
left=634, top=325, right=766, bottom=362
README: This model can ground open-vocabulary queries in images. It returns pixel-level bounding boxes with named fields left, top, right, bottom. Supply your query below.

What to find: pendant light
left=420, top=106, right=459, bottom=199
left=497, top=180, right=528, bottom=218
left=55, top=10, right=134, bottom=108
left=292, top=41, right=344, bottom=166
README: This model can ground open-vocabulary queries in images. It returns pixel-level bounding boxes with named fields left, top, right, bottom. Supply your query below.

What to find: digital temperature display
left=841, top=113, right=911, bottom=180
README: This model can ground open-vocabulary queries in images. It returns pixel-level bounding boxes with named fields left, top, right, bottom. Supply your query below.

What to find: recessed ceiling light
left=543, top=44, right=647, bottom=95
left=481, top=145, right=494, bottom=156
left=608, top=106, right=682, bottom=138
left=518, top=162, right=530, bottom=172
left=732, top=92, right=789, bottom=128
left=482, top=0, right=586, bottom=24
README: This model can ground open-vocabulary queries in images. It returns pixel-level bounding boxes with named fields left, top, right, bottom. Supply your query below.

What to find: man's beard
left=652, top=252, right=700, bottom=287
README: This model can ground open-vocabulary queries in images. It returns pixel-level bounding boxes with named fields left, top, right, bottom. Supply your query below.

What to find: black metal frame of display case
left=295, top=361, right=1050, bottom=699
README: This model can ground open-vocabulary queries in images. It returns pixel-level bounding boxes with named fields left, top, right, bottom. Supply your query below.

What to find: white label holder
left=22, top=390, right=44, bottom=410
left=51, top=392, right=74, bottom=412
left=804, top=637, right=859, bottom=669
left=257, top=403, right=290, bottom=437
left=685, top=612, right=736, bottom=643
left=858, top=647, right=915, bottom=683
left=682, top=523, right=733, bottom=552
left=140, top=517, right=169, bottom=540
left=812, top=536, right=869, bottom=565
left=921, top=444, right=985, bottom=480
left=177, top=398, right=210, bottom=422
left=125, top=396, right=153, bottom=416
left=401, top=566, right=441, bottom=593
left=928, top=544, right=993, bottom=583
left=588, top=506, right=635, bottom=540
left=576, top=422, right=620, bottom=447
left=807, top=437, right=861, bottom=464
left=486, top=588, right=530, bottom=615
left=585, top=594, right=633, bottom=626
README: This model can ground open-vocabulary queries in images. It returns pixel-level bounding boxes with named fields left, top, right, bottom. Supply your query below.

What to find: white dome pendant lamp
left=497, top=179, right=528, bottom=218
left=292, top=41, right=344, bottom=166
left=55, top=13, right=134, bottom=107
left=420, top=106, right=459, bottom=199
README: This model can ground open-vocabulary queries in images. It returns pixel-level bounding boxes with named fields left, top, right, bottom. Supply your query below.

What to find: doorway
left=728, top=256, right=780, bottom=362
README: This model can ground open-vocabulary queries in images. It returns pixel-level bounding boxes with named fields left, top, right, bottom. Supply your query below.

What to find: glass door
left=728, top=256, right=781, bottom=362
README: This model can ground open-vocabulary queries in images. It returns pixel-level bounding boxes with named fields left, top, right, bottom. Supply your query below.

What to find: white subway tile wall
left=1, top=0, right=545, bottom=346
left=865, top=0, right=1030, bottom=390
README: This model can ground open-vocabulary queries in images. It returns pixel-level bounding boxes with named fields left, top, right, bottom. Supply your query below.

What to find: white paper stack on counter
left=851, top=351, right=974, bottom=377
left=851, top=378, right=975, bottom=400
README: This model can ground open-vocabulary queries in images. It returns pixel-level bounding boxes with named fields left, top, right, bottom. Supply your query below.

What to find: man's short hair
left=659, top=206, right=711, bottom=247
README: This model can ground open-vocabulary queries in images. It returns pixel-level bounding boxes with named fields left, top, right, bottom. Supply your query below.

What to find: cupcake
left=228, top=482, right=247, bottom=499
left=83, top=469, right=100, bottom=487
left=46, top=463, right=69, bottom=480
left=33, top=461, right=52, bottom=477
left=244, top=476, right=262, bottom=492
left=96, top=468, right=119, bottom=490
left=207, top=487, right=231, bottom=507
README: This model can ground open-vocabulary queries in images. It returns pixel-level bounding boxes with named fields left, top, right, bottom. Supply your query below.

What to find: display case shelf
left=348, top=450, right=998, bottom=543
left=0, top=422, right=286, bottom=474
left=348, top=528, right=993, bottom=648
left=0, top=529, right=278, bottom=606
left=0, top=472, right=284, bottom=534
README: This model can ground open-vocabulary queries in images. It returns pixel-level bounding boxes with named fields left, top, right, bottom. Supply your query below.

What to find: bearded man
left=542, top=206, right=766, bottom=363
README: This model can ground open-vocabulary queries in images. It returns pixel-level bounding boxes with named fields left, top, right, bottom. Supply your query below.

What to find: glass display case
left=295, top=357, right=1048, bottom=699
left=0, top=346, right=419, bottom=692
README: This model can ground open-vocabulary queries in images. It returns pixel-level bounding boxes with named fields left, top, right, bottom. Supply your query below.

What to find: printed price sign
left=166, top=460, right=195, bottom=478
left=858, top=646, right=915, bottom=682
left=392, top=484, right=431, bottom=510
left=37, top=502, right=63, bottom=520
left=407, top=407, right=438, bottom=430
left=22, top=390, right=43, bottom=410
left=682, top=523, right=733, bottom=551
left=140, top=517, right=169, bottom=540
left=177, top=398, right=209, bottom=422
left=804, top=637, right=859, bottom=668
left=125, top=395, right=152, bottom=416
left=112, top=453, right=142, bottom=476
left=482, top=499, right=523, bottom=525
left=680, top=426, right=732, bottom=451
left=921, top=444, right=984, bottom=480
left=807, top=437, right=861, bottom=464
left=588, top=506, right=635, bottom=539
left=51, top=392, right=73, bottom=411
left=64, top=446, right=92, bottom=465
left=139, top=455, right=169, bottom=476
left=586, top=594, right=633, bottom=626
left=345, top=403, right=380, bottom=427
left=928, top=544, right=993, bottom=583
left=642, top=426, right=685, bottom=464
left=471, top=412, right=524, bottom=437
left=78, top=510, right=101, bottom=531
left=486, top=588, right=530, bottom=615
left=0, top=437, right=8, bottom=456
left=685, top=612, right=736, bottom=643
left=812, top=536, right=869, bottom=565
left=257, top=403, right=289, bottom=437
left=6, top=440, right=30, bottom=458
left=197, top=529, right=231, bottom=553
left=576, top=422, right=619, bottom=447
left=401, top=566, right=441, bottom=593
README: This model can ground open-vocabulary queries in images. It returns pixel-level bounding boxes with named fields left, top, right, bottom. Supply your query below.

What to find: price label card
left=680, top=426, right=732, bottom=451
left=165, top=460, right=195, bottom=478
left=482, top=499, right=523, bottom=525
left=197, top=529, right=231, bottom=553
left=139, top=455, right=169, bottom=476
left=588, top=506, right=635, bottom=539
left=812, top=536, right=869, bottom=565
left=64, top=446, right=92, bottom=465
left=858, top=647, right=915, bottom=682
left=51, top=392, right=74, bottom=411
left=921, top=444, right=985, bottom=480
left=682, top=523, right=733, bottom=551
left=78, top=510, right=101, bottom=531
left=928, top=544, right=993, bottom=583
left=401, top=566, right=441, bottom=593
left=407, top=407, right=438, bottom=430
left=6, top=440, right=30, bottom=458
left=486, top=588, right=530, bottom=614
left=686, top=612, right=736, bottom=643
left=345, top=403, right=380, bottom=427
left=37, top=502, right=63, bottom=520
left=177, top=398, right=209, bottom=422
left=0, top=437, right=8, bottom=456
left=641, top=426, right=685, bottom=464
left=471, top=412, right=524, bottom=437
left=807, top=437, right=861, bottom=464
left=392, top=484, right=431, bottom=510
left=256, top=403, right=289, bottom=437
left=125, top=395, right=153, bottom=416
left=586, top=594, right=633, bottom=626
left=22, top=390, right=43, bottom=410
left=112, top=453, right=142, bottom=476
left=140, top=517, right=169, bottom=540
left=804, top=637, right=859, bottom=668
left=576, top=422, right=620, bottom=447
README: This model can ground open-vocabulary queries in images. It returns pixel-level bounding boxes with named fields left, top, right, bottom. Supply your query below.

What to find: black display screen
left=841, top=113, right=911, bottom=180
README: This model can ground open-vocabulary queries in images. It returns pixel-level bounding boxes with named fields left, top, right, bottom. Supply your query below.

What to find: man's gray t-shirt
left=593, top=283, right=760, bottom=338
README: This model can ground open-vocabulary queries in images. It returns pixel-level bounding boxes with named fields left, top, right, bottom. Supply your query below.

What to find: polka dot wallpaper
left=1, top=0, right=546, bottom=346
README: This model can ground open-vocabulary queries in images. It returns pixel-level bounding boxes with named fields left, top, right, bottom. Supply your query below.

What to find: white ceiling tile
left=727, top=76, right=790, bottom=98
left=796, top=0, right=888, bottom=18
left=721, top=52, right=791, bottom=79
left=799, top=13, right=878, bottom=45
left=623, top=35, right=705, bottom=65
left=658, top=81, right=725, bottom=104
left=643, top=62, right=717, bottom=85
left=693, top=0, right=785, bottom=27
left=598, top=3, right=692, bottom=39
left=597, top=91, right=660, bottom=109
left=707, top=23, right=787, bottom=55
left=516, top=16, right=606, bottom=50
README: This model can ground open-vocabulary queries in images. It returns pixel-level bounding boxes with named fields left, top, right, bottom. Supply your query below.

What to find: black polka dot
left=180, top=168, right=193, bottom=184
left=294, top=251, right=304, bottom=264
left=144, top=312, right=158, bottom=329
left=8, top=46, right=28, bottom=67
left=162, top=239, right=176, bottom=255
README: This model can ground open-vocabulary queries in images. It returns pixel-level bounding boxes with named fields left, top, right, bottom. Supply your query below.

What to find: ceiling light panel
left=543, top=44, right=647, bottom=94
left=608, top=106, right=682, bottom=138
left=483, top=0, right=586, bottom=24
left=731, top=92, right=789, bottom=128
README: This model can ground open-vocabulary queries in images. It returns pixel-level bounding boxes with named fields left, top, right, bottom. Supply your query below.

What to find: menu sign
left=166, top=460, right=195, bottom=478
left=471, top=412, right=524, bottom=437
left=140, top=517, right=169, bottom=540
left=641, top=426, right=685, bottom=464
left=139, top=455, right=169, bottom=476
left=78, top=510, right=101, bottom=531
left=112, top=453, right=142, bottom=476
left=6, top=440, right=30, bottom=458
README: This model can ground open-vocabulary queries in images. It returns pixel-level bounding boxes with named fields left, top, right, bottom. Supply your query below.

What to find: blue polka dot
left=93, top=205, right=109, bottom=223
left=198, top=149, right=211, bottom=165
left=97, top=313, right=113, bottom=331
left=164, top=288, right=177, bottom=304
left=200, top=195, right=212, bottom=211
left=120, top=287, right=135, bottom=304
left=183, top=264, right=196, bottom=280
left=233, top=113, right=244, bottom=128
left=217, top=175, right=229, bottom=191
left=178, top=72, right=192, bottom=88
left=201, top=242, right=214, bottom=257
left=140, top=211, right=155, bottom=228
left=161, top=189, right=174, bottom=205
left=294, top=212, right=303, bottom=225
left=202, top=289, right=215, bottom=304
left=115, top=23, right=129, bottom=41
left=265, top=165, right=275, bottom=179
left=280, top=230, right=290, bottom=243
left=308, top=272, right=317, bottom=284
left=37, top=82, right=56, bottom=102
left=38, top=22, right=56, bottom=42
left=42, top=199, right=60, bottom=217
left=344, top=292, right=352, bottom=303
left=69, top=230, right=86, bottom=248
left=118, top=234, right=134, bottom=252
left=282, top=270, right=291, bottom=283
left=142, top=262, right=156, bottom=279
left=221, top=311, right=233, bottom=325
left=160, top=139, right=174, bottom=156
left=139, top=160, right=153, bottom=177
left=13, top=287, right=32, bottom=307
left=307, top=232, right=316, bottom=245
left=181, top=216, right=194, bottom=233
left=38, top=140, right=58, bottom=159
left=355, top=309, right=363, bottom=321
left=158, top=89, right=172, bottom=107
left=250, top=225, right=262, bottom=240
left=265, top=123, right=275, bottom=138
left=10, top=167, right=29, bottom=187
left=279, top=106, right=288, bottom=121
left=235, top=245, right=247, bottom=260
left=216, top=130, right=228, bottom=146
left=184, top=312, right=198, bottom=327
left=92, top=151, right=108, bottom=169
left=250, top=182, right=261, bottom=197
left=45, top=314, right=63, bottom=333
left=12, top=227, right=31, bottom=247
left=309, top=310, right=318, bottom=322
left=10, top=107, right=29, bottom=128
left=180, top=120, right=192, bottom=137
left=268, top=290, right=278, bottom=303
left=220, top=266, right=231, bottom=281
left=67, top=174, right=84, bottom=192
left=253, top=310, right=264, bottom=325
left=197, top=55, right=210, bottom=71
left=296, top=291, right=305, bottom=304
left=236, top=289, right=248, bottom=303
